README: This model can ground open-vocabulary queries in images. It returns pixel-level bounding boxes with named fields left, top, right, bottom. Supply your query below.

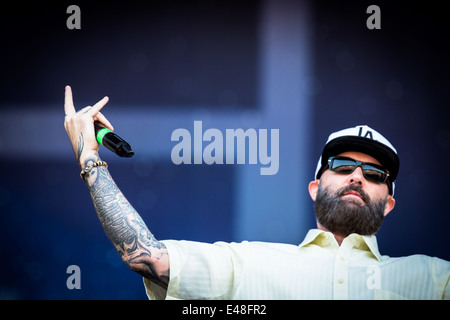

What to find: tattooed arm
left=83, top=154, right=169, bottom=287
left=64, top=86, right=169, bottom=288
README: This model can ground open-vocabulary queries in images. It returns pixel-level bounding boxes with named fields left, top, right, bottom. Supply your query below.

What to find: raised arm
left=63, top=86, right=169, bottom=288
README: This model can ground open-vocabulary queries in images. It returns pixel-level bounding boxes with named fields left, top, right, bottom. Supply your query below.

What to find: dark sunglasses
left=327, top=156, right=390, bottom=184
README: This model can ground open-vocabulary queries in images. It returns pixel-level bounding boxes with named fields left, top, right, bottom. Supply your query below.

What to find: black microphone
left=94, top=121, right=134, bottom=158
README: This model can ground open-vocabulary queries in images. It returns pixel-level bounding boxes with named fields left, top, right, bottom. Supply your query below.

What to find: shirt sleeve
left=143, top=240, right=247, bottom=300
left=432, top=257, right=450, bottom=300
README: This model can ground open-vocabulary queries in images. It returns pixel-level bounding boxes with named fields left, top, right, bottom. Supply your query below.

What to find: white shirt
left=144, top=229, right=450, bottom=300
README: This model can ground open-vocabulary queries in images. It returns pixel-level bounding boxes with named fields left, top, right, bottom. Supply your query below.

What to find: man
left=64, top=86, right=449, bottom=299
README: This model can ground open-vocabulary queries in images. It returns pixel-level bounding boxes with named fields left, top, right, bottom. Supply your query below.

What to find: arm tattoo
left=77, top=132, right=84, bottom=162
left=84, top=157, right=169, bottom=288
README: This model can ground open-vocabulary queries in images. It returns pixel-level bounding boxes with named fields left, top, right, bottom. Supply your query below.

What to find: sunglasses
left=327, top=156, right=390, bottom=184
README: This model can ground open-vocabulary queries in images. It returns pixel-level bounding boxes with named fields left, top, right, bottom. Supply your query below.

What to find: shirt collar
left=299, top=229, right=382, bottom=262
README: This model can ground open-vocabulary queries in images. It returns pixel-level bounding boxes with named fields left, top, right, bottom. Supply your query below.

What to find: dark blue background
left=0, top=1, right=448, bottom=299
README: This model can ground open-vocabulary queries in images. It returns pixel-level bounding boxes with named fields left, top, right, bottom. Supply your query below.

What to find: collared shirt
left=144, top=229, right=450, bottom=300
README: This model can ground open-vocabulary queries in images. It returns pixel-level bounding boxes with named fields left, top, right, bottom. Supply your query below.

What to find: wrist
left=79, top=151, right=101, bottom=169
left=80, top=160, right=108, bottom=181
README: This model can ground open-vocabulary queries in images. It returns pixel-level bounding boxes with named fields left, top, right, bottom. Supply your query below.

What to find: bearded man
left=64, top=86, right=449, bottom=299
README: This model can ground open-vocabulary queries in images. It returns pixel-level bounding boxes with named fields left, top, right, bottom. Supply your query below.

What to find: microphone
left=94, top=121, right=134, bottom=158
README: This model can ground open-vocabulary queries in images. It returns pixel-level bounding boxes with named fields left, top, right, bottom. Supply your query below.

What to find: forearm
left=64, top=86, right=169, bottom=288
left=82, top=153, right=169, bottom=288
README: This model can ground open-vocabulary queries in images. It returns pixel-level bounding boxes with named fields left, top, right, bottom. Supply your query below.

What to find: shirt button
left=340, top=256, right=346, bottom=262
left=337, top=278, right=344, bottom=284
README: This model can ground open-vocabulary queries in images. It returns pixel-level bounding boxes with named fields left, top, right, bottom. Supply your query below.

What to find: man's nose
left=347, top=166, right=364, bottom=186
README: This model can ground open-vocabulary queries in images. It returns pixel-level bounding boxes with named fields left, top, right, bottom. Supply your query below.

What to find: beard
left=314, top=183, right=387, bottom=237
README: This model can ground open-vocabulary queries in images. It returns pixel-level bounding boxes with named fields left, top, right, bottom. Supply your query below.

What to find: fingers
left=90, top=96, right=110, bottom=115
left=64, top=85, right=113, bottom=130
left=95, top=112, right=115, bottom=131
left=65, top=85, right=109, bottom=117
left=64, top=85, right=76, bottom=116
left=89, top=96, right=114, bottom=131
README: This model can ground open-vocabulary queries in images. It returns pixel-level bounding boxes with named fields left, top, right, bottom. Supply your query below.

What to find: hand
left=64, top=85, right=114, bottom=166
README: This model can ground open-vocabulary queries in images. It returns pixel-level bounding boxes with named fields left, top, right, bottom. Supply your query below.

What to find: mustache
left=335, top=184, right=371, bottom=204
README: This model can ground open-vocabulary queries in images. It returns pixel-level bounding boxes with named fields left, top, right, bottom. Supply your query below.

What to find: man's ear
left=383, top=195, right=395, bottom=217
left=309, top=180, right=320, bottom=201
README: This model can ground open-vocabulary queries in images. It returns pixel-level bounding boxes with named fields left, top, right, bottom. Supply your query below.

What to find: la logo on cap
left=358, top=126, right=373, bottom=139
